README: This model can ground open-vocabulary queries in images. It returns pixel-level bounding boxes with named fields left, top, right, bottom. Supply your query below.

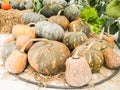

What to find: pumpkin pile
left=1, top=0, right=120, bottom=87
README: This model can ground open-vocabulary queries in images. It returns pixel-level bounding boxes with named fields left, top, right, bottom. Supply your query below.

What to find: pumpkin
left=65, top=52, right=92, bottom=87
left=28, top=39, right=70, bottom=75
left=35, top=21, right=64, bottom=41
left=42, top=0, right=67, bottom=7
left=12, top=23, right=36, bottom=38
left=1, top=3, right=12, bottom=10
left=16, top=35, right=33, bottom=51
left=19, top=0, right=33, bottom=9
left=9, top=0, right=19, bottom=9
left=63, top=5, right=80, bottom=21
left=22, top=12, right=46, bottom=24
left=63, top=32, right=88, bottom=50
left=40, top=3, right=63, bottom=18
left=102, top=46, right=120, bottom=69
left=68, top=18, right=91, bottom=37
left=49, top=9, right=69, bottom=31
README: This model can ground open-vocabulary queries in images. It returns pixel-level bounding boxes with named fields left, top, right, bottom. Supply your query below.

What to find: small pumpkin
left=28, top=39, right=70, bottom=75
left=9, top=0, right=19, bottom=9
left=65, top=52, right=92, bottom=87
left=16, top=35, right=33, bottom=51
left=49, top=9, right=69, bottom=31
left=12, top=23, right=36, bottom=38
left=102, top=46, right=120, bottom=69
left=63, top=5, right=80, bottom=21
left=63, top=32, right=88, bottom=50
left=1, top=3, right=12, bottom=10
left=40, top=2, right=63, bottom=18
left=68, top=18, right=91, bottom=37
left=22, top=12, right=46, bottom=24
left=35, top=21, right=64, bottom=41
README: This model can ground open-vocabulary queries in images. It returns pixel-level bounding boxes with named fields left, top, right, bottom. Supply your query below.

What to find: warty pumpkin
left=65, top=50, right=92, bottom=87
left=49, top=9, right=69, bottom=31
left=28, top=39, right=70, bottom=75
left=68, top=18, right=91, bottom=37
left=12, top=23, right=36, bottom=38
left=35, top=21, right=64, bottom=41
left=63, top=32, right=88, bottom=50
left=63, top=5, right=80, bottom=21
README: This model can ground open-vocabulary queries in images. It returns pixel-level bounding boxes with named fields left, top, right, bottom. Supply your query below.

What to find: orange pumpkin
left=1, top=3, right=12, bottom=10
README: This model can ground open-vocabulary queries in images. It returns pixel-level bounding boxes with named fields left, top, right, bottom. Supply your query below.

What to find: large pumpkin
left=35, top=21, right=64, bottom=41
left=68, top=18, right=91, bottom=37
left=28, top=39, right=70, bottom=75
left=40, top=3, right=63, bottom=18
left=49, top=10, right=69, bottom=31
left=63, top=5, right=80, bottom=21
left=63, top=32, right=88, bottom=50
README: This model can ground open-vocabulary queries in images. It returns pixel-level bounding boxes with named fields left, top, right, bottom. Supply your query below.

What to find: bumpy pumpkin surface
left=28, top=40, right=70, bottom=75
left=35, top=21, right=64, bottom=41
left=63, top=32, right=88, bottom=50
left=68, top=19, right=90, bottom=36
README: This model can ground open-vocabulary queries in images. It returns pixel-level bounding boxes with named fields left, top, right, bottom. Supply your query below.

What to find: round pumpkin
left=16, top=35, right=33, bottom=51
left=63, top=5, right=80, bottom=21
left=1, top=3, right=12, bottom=10
left=28, top=39, right=70, bottom=75
left=68, top=18, right=91, bottom=37
left=12, top=24, right=36, bottom=38
left=63, top=32, right=88, bottom=50
left=35, top=21, right=64, bottom=41
left=49, top=10, right=69, bottom=31
left=40, top=3, right=63, bottom=18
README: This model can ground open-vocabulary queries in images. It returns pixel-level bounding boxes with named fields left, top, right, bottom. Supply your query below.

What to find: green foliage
left=33, top=0, right=43, bottom=13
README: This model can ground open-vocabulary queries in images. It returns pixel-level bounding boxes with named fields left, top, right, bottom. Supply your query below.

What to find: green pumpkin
left=35, top=21, right=64, bottom=41
left=63, top=5, right=80, bottom=21
left=63, top=32, right=88, bottom=50
left=40, top=3, right=63, bottom=18
left=68, top=18, right=91, bottom=37
left=28, top=39, right=70, bottom=75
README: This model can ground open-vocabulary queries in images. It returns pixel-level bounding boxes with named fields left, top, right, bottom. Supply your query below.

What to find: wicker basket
left=0, top=9, right=32, bottom=34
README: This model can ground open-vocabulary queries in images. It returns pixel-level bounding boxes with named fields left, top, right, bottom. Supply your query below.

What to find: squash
left=35, top=21, right=64, bottom=41
left=16, top=35, right=33, bottom=51
left=42, top=0, right=67, bottom=7
left=65, top=51, right=92, bottom=87
left=40, top=2, right=63, bottom=18
left=9, top=0, right=19, bottom=9
left=63, top=32, right=88, bottom=50
left=28, top=39, right=70, bottom=75
left=102, top=46, right=120, bottom=69
left=1, top=3, right=12, bottom=10
left=49, top=9, right=69, bottom=31
left=12, top=23, right=36, bottom=38
left=19, top=0, right=33, bottom=9
left=22, top=12, right=46, bottom=24
left=63, top=5, right=80, bottom=21
left=68, top=18, right=91, bottom=37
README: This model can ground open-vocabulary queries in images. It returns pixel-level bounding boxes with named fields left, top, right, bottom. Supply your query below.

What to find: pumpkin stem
left=57, top=9, right=64, bottom=16
left=86, top=43, right=94, bottom=50
left=99, top=28, right=104, bottom=40
left=72, top=48, right=80, bottom=59
left=28, top=23, right=35, bottom=27
left=107, top=26, right=110, bottom=36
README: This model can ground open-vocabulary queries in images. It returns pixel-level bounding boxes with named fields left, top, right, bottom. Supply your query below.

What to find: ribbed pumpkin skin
left=63, top=32, right=88, bottom=50
left=28, top=40, right=70, bottom=75
left=65, top=57, right=92, bottom=87
left=68, top=19, right=90, bottom=36
left=49, top=15, right=69, bottom=30
left=63, top=5, right=80, bottom=21
left=35, top=21, right=64, bottom=41
left=40, top=3, right=63, bottom=18
left=84, top=49, right=104, bottom=73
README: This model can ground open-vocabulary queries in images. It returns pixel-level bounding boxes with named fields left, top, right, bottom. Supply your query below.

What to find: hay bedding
left=0, top=9, right=32, bottom=34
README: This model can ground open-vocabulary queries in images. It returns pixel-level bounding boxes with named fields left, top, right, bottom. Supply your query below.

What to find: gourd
left=16, top=35, right=33, bottom=51
left=35, top=21, right=64, bottom=41
left=28, top=39, right=70, bottom=75
left=22, top=12, right=46, bottom=24
left=63, top=5, right=80, bottom=21
left=40, top=1, right=63, bottom=18
left=102, top=46, right=120, bottom=69
left=65, top=50, right=92, bottom=87
left=12, top=23, right=36, bottom=38
left=9, top=0, right=19, bottom=9
left=1, top=3, right=12, bottom=10
left=42, top=0, right=67, bottom=7
left=49, top=10, right=69, bottom=31
left=63, top=31, right=88, bottom=50
left=68, top=18, right=91, bottom=37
